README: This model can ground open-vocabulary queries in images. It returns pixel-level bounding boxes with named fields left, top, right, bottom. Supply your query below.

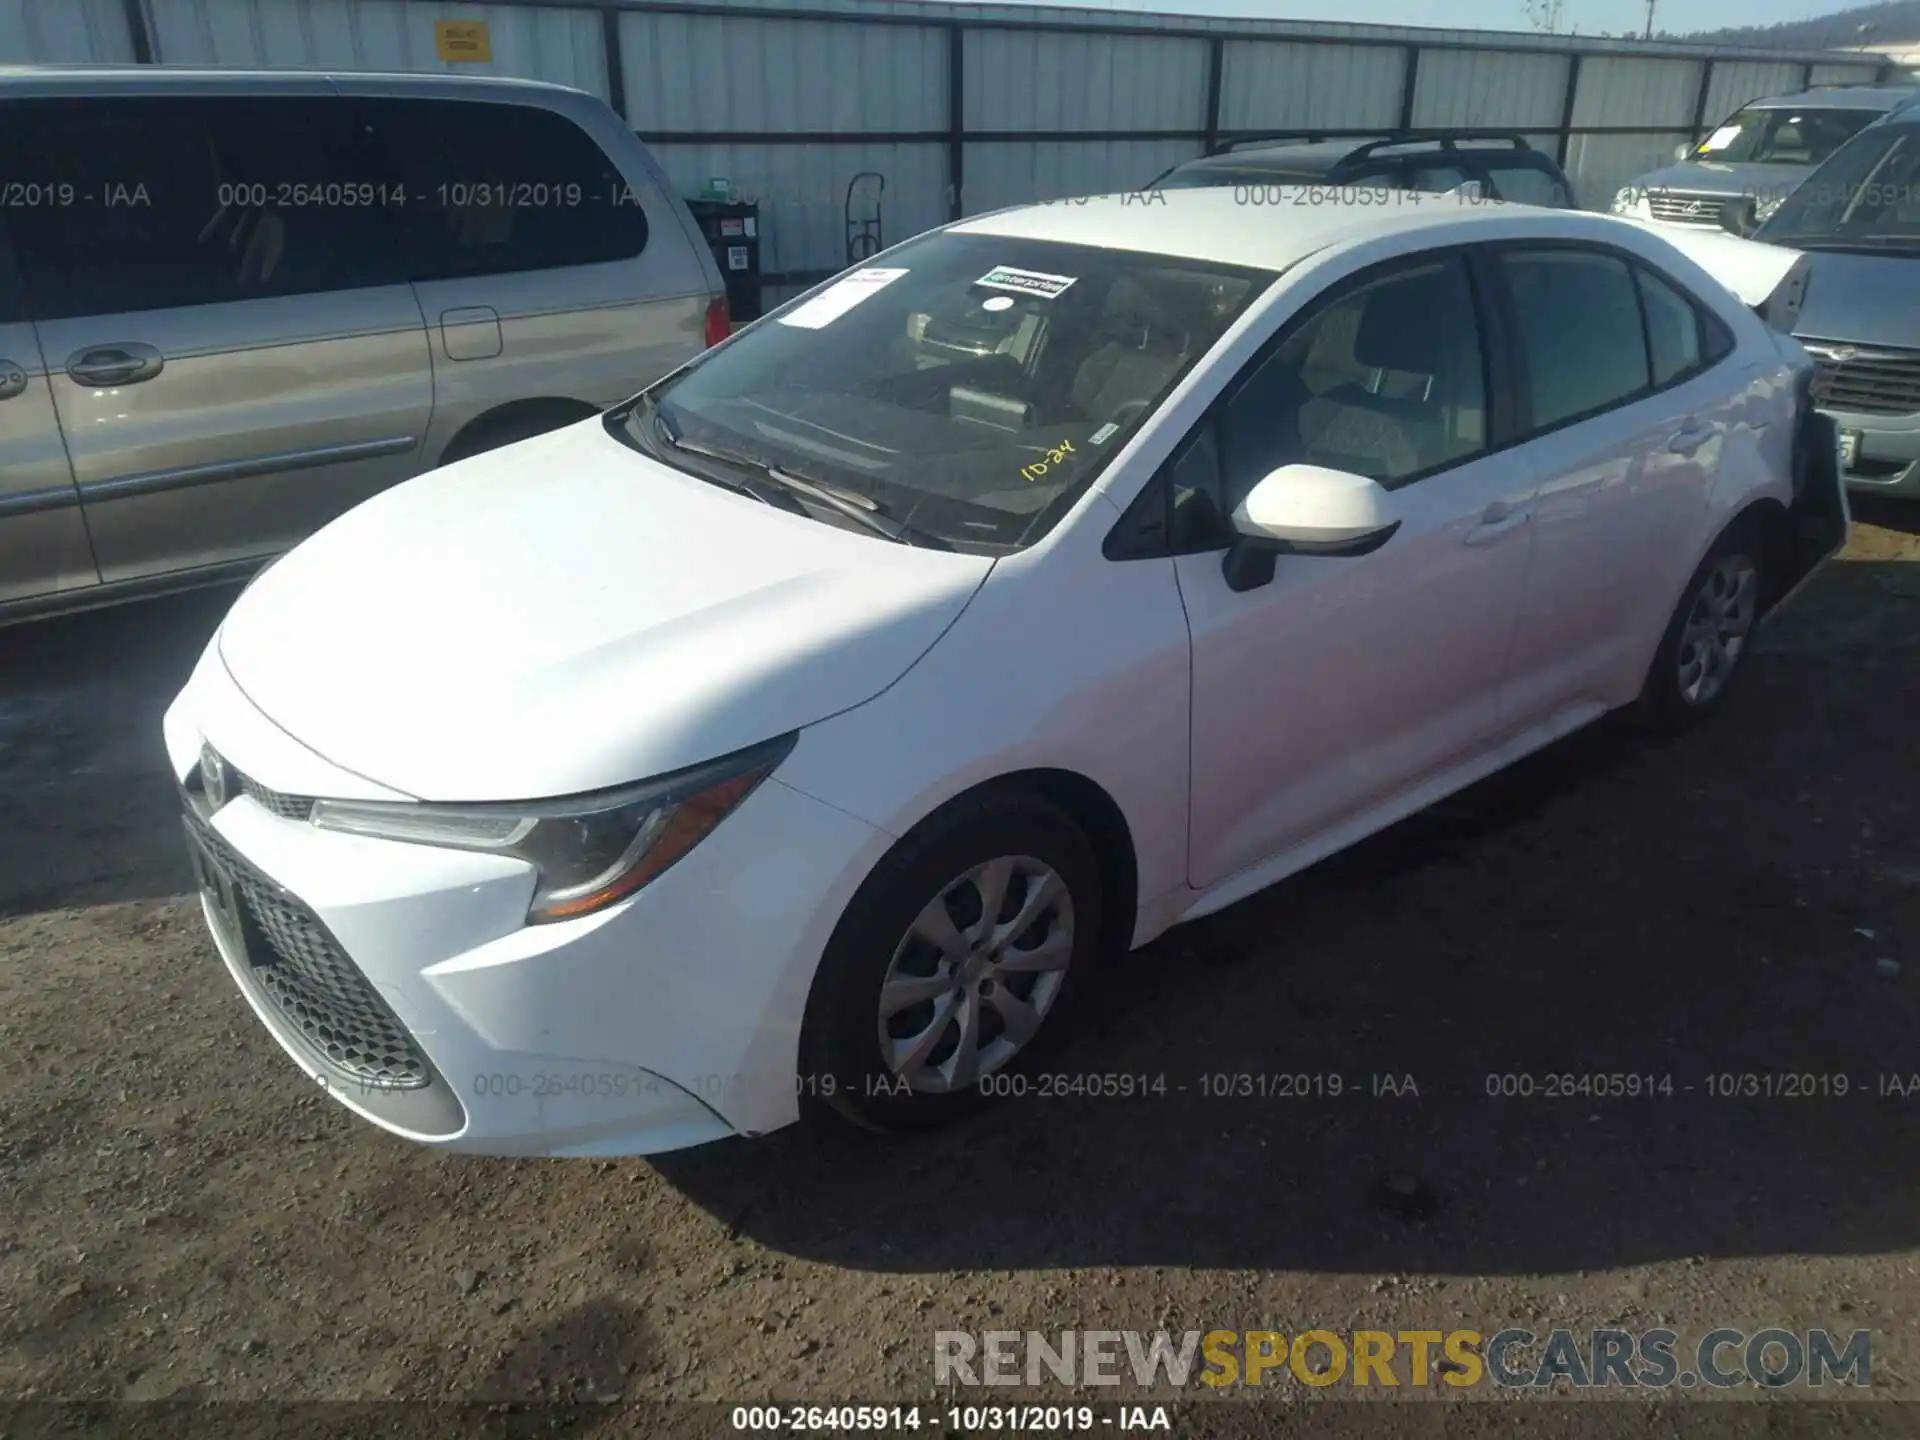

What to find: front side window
left=7, top=97, right=404, bottom=319
left=621, top=232, right=1270, bottom=552
left=1502, top=249, right=1649, bottom=431
left=1216, top=254, right=1488, bottom=503
left=1690, top=106, right=1885, bottom=166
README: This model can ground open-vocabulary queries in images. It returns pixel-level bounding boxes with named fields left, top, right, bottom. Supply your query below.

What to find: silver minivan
left=0, top=66, right=728, bottom=623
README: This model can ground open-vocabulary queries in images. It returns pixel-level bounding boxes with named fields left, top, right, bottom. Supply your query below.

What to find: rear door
left=0, top=206, right=97, bottom=607
left=1495, top=244, right=1736, bottom=724
left=15, top=93, right=433, bottom=585
left=349, top=93, right=712, bottom=460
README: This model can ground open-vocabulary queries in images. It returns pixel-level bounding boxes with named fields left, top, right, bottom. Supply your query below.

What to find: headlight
left=1610, top=186, right=1646, bottom=215
left=309, top=733, right=795, bottom=923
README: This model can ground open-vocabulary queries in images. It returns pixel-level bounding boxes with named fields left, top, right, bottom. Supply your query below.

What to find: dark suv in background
left=1148, top=133, right=1579, bottom=208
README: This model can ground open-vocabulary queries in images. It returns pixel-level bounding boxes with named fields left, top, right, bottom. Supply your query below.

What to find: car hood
left=1784, top=249, right=1920, bottom=350
left=1633, top=161, right=1812, bottom=198
left=217, top=418, right=995, bottom=801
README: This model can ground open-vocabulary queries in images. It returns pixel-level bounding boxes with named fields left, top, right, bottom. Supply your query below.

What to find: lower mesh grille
left=190, top=814, right=430, bottom=1090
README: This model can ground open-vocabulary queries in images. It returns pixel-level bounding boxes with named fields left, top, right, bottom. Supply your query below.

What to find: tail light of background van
left=705, top=295, right=731, bottom=348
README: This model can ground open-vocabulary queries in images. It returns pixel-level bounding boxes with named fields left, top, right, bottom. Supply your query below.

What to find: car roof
left=1174, top=135, right=1551, bottom=178
left=1744, top=85, right=1919, bottom=111
left=0, top=63, right=585, bottom=99
left=1177, top=140, right=1363, bottom=175
left=954, top=187, right=1619, bottom=273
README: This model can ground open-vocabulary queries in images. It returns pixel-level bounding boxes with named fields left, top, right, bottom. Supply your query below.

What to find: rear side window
left=358, top=99, right=648, bottom=281
left=5, top=96, right=405, bottom=319
left=1501, top=248, right=1650, bottom=431
left=1483, top=161, right=1573, bottom=209
left=1636, top=266, right=1705, bottom=386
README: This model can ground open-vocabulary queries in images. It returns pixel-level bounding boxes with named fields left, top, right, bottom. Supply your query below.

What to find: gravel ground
left=2, top=502, right=1918, bottom=1432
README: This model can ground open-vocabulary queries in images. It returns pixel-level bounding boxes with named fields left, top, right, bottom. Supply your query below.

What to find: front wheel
left=1638, top=520, right=1767, bottom=729
left=799, top=791, right=1102, bottom=1133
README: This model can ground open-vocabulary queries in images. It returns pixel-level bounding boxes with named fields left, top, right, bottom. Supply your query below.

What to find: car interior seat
left=1068, top=275, right=1196, bottom=428
left=1298, top=282, right=1453, bottom=482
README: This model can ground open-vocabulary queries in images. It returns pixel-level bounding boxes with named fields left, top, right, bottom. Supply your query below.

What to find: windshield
left=623, top=232, right=1271, bottom=552
left=1688, top=105, right=1884, bottom=166
left=1757, top=122, right=1920, bottom=249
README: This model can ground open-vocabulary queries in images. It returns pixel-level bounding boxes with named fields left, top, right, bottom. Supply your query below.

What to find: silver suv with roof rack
left=1611, top=83, right=1920, bottom=231
left=1147, top=132, right=1579, bottom=209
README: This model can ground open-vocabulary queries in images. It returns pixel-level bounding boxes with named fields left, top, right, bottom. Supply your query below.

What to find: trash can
left=685, top=198, right=763, bottom=323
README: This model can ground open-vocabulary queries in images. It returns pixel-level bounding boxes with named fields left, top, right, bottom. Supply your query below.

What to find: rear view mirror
left=1223, top=463, right=1401, bottom=591
left=1675, top=142, right=1693, bottom=162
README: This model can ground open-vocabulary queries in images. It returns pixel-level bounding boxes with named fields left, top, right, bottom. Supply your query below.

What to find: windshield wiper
left=757, top=466, right=953, bottom=551
left=642, top=401, right=952, bottom=550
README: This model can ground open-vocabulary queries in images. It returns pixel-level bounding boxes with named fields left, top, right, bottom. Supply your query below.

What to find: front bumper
left=162, top=643, right=887, bottom=1157
left=1825, top=406, right=1920, bottom=499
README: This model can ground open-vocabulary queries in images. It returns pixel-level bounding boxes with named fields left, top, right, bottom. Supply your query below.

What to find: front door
left=1175, top=251, right=1539, bottom=890
left=11, top=94, right=433, bottom=586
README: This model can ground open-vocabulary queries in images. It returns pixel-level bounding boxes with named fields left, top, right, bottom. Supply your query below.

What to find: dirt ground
left=2, top=501, right=1919, bottom=1433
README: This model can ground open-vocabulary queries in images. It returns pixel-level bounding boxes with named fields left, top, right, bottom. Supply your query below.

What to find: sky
left=1001, top=0, right=1853, bottom=43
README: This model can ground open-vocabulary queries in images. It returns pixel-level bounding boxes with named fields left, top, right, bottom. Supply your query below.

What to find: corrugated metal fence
left=3, top=0, right=1892, bottom=301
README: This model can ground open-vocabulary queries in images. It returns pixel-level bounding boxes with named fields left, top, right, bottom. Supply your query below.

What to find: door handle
left=1465, top=504, right=1532, bottom=546
left=66, top=343, right=164, bottom=387
left=1666, top=420, right=1710, bottom=455
left=0, top=360, right=26, bottom=401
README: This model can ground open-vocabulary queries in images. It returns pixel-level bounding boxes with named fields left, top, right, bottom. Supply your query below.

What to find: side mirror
left=1674, top=142, right=1693, bottom=162
left=1222, top=463, right=1402, bottom=592
left=1717, top=196, right=1760, bottom=238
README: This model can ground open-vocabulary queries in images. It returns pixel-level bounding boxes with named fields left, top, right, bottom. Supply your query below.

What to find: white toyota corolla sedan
left=164, top=188, right=1848, bottom=1157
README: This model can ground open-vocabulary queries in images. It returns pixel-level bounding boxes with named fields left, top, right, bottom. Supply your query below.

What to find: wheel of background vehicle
left=799, top=789, right=1103, bottom=1133
left=437, top=402, right=596, bottom=467
left=1638, top=516, right=1768, bottom=730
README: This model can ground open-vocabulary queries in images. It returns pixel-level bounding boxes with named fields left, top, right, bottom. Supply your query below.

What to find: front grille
left=1647, top=191, right=1728, bottom=226
left=1807, top=343, right=1920, bottom=417
left=189, top=813, right=430, bottom=1091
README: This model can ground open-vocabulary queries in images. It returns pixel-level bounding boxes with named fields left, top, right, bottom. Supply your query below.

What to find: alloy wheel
left=876, top=855, right=1074, bottom=1093
left=1677, top=552, right=1759, bottom=707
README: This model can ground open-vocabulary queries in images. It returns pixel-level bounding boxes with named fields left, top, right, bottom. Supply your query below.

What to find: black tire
left=799, top=788, right=1103, bottom=1134
left=1637, top=515, right=1768, bottom=731
left=438, top=404, right=593, bottom=467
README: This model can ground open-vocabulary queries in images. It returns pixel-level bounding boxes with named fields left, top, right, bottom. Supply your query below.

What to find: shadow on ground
left=0, top=585, right=238, bottom=919
left=655, top=554, right=1920, bottom=1277
left=7, top=556, right=1920, bottom=1283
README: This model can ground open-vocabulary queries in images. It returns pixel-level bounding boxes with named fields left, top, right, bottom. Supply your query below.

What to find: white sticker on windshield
left=1699, top=124, right=1741, bottom=152
left=981, top=294, right=1016, bottom=312
left=780, top=268, right=909, bottom=330
left=975, top=265, right=1078, bottom=300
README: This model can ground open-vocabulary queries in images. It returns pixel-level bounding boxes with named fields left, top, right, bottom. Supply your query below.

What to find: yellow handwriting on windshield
left=1020, top=439, right=1077, bottom=484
